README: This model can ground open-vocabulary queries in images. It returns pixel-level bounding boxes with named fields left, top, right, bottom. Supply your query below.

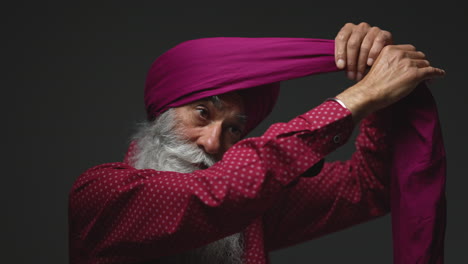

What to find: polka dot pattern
left=68, top=101, right=390, bottom=263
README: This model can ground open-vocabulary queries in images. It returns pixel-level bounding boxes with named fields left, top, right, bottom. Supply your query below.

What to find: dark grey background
left=4, top=1, right=467, bottom=263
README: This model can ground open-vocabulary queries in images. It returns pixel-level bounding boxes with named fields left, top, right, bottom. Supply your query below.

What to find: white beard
left=130, top=109, right=217, bottom=173
left=129, top=109, right=244, bottom=264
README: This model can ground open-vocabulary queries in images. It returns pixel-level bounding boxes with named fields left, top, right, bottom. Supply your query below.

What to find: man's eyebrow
left=209, top=96, right=223, bottom=110
left=204, top=95, right=247, bottom=123
left=236, top=114, right=248, bottom=124
left=196, top=96, right=223, bottom=109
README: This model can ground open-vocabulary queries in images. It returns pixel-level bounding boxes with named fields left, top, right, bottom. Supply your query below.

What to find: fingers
left=335, top=23, right=354, bottom=69
left=335, top=22, right=394, bottom=82
left=357, top=28, right=392, bottom=81
left=395, top=44, right=417, bottom=51
left=366, top=30, right=392, bottom=66
left=412, top=59, right=430, bottom=68
left=389, top=44, right=445, bottom=80
left=419, top=66, right=446, bottom=80
left=398, top=46, right=445, bottom=79
left=405, top=50, right=426, bottom=59
left=356, top=27, right=380, bottom=81
left=345, top=23, right=371, bottom=80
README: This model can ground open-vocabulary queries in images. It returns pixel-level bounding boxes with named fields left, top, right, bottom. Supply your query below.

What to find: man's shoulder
left=85, top=161, right=134, bottom=172
left=73, top=162, right=133, bottom=184
left=70, top=162, right=140, bottom=197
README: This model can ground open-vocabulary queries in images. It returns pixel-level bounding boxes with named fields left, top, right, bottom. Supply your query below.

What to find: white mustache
left=165, top=139, right=217, bottom=170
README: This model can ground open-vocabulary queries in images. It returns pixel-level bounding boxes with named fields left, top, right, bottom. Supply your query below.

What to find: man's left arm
left=263, top=105, right=393, bottom=251
left=260, top=22, right=396, bottom=250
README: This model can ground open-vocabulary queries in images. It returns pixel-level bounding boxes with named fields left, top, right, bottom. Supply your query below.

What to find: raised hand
left=335, top=22, right=393, bottom=81
left=336, top=44, right=445, bottom=123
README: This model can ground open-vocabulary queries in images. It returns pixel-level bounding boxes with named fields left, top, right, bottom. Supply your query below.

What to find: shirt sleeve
left=262, top=105, right=393, bottom=251
left=68, top=101, right=354, bottom=263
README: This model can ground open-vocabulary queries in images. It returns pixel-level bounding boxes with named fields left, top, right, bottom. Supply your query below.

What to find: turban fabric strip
left=390, top=86, right=446, bottom=264
left=145, top=38, right=338, bottom=135
left=144, top=37, right=446, bottom=263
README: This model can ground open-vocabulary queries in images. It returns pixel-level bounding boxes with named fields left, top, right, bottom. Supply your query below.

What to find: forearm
left=264, top=108, right=392, bottom=251
left=335, top=83, right=377, bottom=125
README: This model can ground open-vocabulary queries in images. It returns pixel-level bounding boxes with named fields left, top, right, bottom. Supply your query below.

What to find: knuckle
left=425, top=67, right=435, bottom=75
left=409, top=67, right=419, bottom=74
left=376, top=31, right=392, bottom=43
left=360, top=43, right=371, bottom=53
left=374, top=36, right=385, bottom=43
left=369, top=26, right=381, bottom=36
left=396, top=49, right=406, bottom=57
left=398, top=50, right=407, bottom=59
left=381, top=30, right=392, bottom=39
left=414, top=71, right=423, bottom=79
left=358, top=22, right=371, bottom=29
left=348, top=40, right=360, bottom=49
left=382, top=45, right=392, bottom=52
left=335, top=33, right=346, bottom=41
left=353, top=29, right=365, bottom=36
left=374, top=36, right=383, bottom=43
left=344, top=22, right=355, bottom=29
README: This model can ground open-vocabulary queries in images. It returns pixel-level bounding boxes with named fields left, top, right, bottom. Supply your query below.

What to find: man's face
left=173, top=92, right=247, bottom=162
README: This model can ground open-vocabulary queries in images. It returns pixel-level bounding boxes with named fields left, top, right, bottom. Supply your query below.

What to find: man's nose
left=197, top=122, right=223, bottom=155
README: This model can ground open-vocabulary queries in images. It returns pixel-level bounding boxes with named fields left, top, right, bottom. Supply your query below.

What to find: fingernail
left=347, top=71, right=355, bottom=80
left=356, top=72, right=363, bottom=81
left=367, top=58, right=374, bottom=66
left=337, top=59, right=345, bottom=69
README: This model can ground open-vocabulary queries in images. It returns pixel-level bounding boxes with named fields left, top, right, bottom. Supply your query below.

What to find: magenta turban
left=144, top=38, right=338, bottom=135
left=143, top=37, right=446, bottom=263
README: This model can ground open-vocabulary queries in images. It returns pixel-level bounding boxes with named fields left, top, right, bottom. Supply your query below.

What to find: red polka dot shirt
left=68, top=101, right=391, bottom=264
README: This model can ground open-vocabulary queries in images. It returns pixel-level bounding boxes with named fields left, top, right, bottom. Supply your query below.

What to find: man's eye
left=229, top=126, right=243, bottom=137
left=196, top=107, right=209, bottom=119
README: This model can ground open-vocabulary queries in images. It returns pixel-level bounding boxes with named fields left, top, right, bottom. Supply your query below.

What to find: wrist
left=335, top=84, right=376, bottom=124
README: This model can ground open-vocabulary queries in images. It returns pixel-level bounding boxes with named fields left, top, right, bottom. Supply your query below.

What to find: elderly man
left=68, top=22, right=445, bottom=264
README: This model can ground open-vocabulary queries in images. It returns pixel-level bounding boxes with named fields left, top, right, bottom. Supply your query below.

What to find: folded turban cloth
left=144, top=37, right=446, bottom=263
left=144, top=38, right=338, bottom=135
